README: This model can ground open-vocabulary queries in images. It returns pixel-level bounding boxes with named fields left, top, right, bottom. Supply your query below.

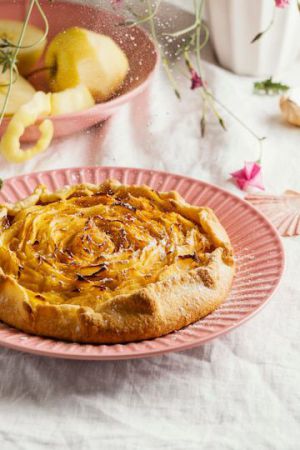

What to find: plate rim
left=0, top=166, right=285, bottom=360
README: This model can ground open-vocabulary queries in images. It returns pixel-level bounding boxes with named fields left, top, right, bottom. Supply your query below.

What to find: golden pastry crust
left=0, top=180, right=235, bottom=343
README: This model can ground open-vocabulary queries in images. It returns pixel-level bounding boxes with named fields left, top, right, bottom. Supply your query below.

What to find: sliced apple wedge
left=0, top=71, right=36, bottom=116
left=0, top=20, right=47, bottom=75
left=45, top=27, right=129, bottom=102
left=0, top=91, right=53, bottom=163
left=0, top=84, right=96, bottom=163
left=50, top=84, right=95, bottom=116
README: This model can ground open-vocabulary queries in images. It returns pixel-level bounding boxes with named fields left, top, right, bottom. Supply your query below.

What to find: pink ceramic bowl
left=0, top=0, right=158, bottom=141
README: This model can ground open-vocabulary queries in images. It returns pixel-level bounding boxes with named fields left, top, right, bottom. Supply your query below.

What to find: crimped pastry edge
left=0, top=180, right=235, bottom=343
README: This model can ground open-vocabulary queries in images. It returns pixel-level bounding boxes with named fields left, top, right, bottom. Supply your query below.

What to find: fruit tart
left=0, top=180, right=235, bottom=343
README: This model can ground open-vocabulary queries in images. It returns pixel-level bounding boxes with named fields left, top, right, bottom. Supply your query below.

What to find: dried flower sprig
left=0, top=178, right=3, bottom=190
left=0, top=0, right=49, bottom=126
left=0, top=39, right=18, bottom=76
left=251, top=11, right=275, bottom=43
left=254, top=77, right=290, bottom=95
left=251, top=0, right=292, bottom=43
left=166, top=0, right=227, bottom=133
left=121, top=0, right=265, bottom=163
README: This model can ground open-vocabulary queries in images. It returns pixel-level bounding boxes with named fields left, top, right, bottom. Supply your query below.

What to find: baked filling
left=0, top=180, right=234, bottom=343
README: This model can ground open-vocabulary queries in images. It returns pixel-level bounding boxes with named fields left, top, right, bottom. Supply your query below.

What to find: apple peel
left=0, top=91, right=53, bottom=163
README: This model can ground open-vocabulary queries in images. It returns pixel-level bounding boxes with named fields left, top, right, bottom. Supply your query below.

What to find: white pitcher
left=205, top=0, right=300, bottom=76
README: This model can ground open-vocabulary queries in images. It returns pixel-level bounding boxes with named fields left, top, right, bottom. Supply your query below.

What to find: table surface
left=0, top=4, right=300, bottom=450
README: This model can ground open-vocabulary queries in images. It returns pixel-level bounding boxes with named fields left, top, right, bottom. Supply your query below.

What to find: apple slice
left=45, top=27, right=129, bottom=102
left=0, top=20, right=47, bottom=75
left=0, top=91, right=53, bottom=163
left=50, top=84, right=95, bottom=116
left=0, top=71, right=36, bottom=116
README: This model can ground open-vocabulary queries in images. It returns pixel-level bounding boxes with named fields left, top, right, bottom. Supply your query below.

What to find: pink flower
left=231, top=161, right=264, bottom=191
left=275, top=0, right=290, bottom=8
left=190, top=69, right=203, bottom=90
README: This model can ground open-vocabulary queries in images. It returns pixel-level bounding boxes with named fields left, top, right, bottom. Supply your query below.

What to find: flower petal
left=230, top=168, right=246, bottom=179
left=249, top=171, right=265, bottom=190
left=275, top=0, right=290, bottom=8
left=245, top=161, right=261, bottom=178
left=230, top=161, right=264, bottom=191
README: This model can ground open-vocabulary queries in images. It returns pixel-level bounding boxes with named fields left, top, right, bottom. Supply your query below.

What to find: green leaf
left=253, top=77, right=290, bottom=95
left=0, top=179, right=3, bottom=190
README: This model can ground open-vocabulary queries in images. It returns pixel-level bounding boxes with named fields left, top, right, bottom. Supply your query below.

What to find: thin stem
left=146, top=0, right=181, bottom=98
left=251, top=6, right=276, bottom=43
left=205, top=93, right=226, bottom=129
left=146, top=0, right=158, bottom=41
left=199, top=23, right=209, bottom=50
left=257, top=139, right=264, bottom=164
left=163, top=0, right=205, bottom=38
left=210, top=93, right=265, bottom=142
left=183, top=50, right=193, bottom=71
left=126, top=0, right=161, bottom=28
left=195, top=0, right=203, bottom=75
left=32, top=0, right=49, bottom=44
left=0, top=0, right=35, bottom=126
left=193, top=0, right=198, bottom=15
left=208, top=91, right=266, bottom=160
left=174, top=32, right=195, bottom=58
left=0, top=69, right=18, bottom=87
left=191, top=1, right=265, bottom=151
left=192, top=0, right=225, bottom=130
left=0, top=0, right=48, bottom=126
left=162, top=57, right=180, bottom=98
left=2, top=10, right=48, bottom=51
left=163, top=20, right=200, bottom=38
left=124, top=5, right=140, bottom=20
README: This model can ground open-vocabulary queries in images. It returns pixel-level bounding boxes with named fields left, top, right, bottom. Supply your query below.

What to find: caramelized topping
left=0, top=188, right=213, bottom=310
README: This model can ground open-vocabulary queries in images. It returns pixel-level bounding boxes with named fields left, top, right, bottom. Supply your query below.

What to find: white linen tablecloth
left=0, top=4, right=299, bottom=449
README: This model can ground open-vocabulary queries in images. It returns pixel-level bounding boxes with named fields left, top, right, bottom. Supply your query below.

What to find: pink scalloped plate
left=0, top=167, right=284, bottom=360
left=0, top=0, right=158, bottom=141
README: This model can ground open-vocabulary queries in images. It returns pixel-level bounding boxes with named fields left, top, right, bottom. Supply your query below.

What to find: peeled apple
left=0, top=20, right=47, bottom=75
left=45, top=27, right=129, bottom=102
left=0, top=71, right=36, bottom=116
